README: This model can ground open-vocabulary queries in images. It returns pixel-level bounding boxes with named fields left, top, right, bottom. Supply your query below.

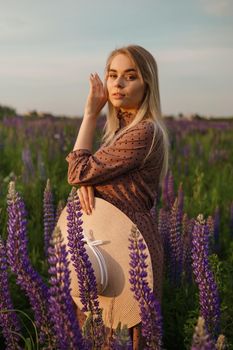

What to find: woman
left=66, top=45, right=169, bottom=349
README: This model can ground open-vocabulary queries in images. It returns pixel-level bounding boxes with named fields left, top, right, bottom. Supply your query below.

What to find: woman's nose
left=113, top=76, right=124, bottom=87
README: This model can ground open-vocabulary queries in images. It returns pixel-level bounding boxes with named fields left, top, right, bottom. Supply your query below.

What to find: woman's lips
left=112, top=93, right=125, bottom=99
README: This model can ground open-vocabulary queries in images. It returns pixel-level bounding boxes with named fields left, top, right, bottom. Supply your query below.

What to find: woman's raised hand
left=84, top=72, right=108, bottom=119
left=77, top=186, right=95, bottom=215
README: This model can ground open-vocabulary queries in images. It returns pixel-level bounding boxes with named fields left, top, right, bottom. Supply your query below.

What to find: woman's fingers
left=77, top=186, right=94, bottom=215
left=85, top=72, right=107, bottom=117
left=95, top=74, right=107, bottom=98
left=90, top=73, right=104, bottom=95
left=89, top=73, right=96, bottom=93
left=77, top=188, right=88, bottom=214
left=87, top=186, right=95, bottom=210
left=82, top=187, right=92, bottom=214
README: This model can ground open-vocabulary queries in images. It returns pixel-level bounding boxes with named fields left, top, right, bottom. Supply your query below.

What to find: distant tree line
left=0, top=104, right=16, bottom=119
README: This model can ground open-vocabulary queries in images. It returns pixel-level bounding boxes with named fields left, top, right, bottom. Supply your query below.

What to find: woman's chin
left=110, top=101, right=123, bottom=108
left=110, top=100, right=130, bottom=109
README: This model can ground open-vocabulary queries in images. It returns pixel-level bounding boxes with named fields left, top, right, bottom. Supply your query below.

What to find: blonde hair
left=102, top=45, right=170, bottom=186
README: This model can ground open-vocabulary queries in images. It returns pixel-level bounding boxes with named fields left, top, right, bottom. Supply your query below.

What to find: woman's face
left=106, top=54, right=145, bottom=113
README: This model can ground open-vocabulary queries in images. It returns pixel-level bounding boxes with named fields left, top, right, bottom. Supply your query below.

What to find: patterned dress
left=65, top=111, right=165, bottom=303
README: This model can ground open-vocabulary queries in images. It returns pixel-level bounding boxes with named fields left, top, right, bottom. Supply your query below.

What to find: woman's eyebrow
left=108, top=68, right=137, bottom=73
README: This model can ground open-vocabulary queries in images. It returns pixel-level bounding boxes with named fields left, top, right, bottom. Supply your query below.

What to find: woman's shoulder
left=129, top=119, right=157, bottom=138
left=116, top=120, right=154, bottom=143
left=128, top=118, right=155, bottom=132
left=133, top=120, right=164, bottom=149
left=111, top=119, right=157, bottom=146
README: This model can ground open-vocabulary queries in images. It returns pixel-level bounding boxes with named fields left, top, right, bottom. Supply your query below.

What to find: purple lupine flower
left=213, top=207, right=220, bottom=254
left=191, top=316, right=216, bottom=350
left=66, top=187, right=105, bottom=349
left=47, top=226, right=86, bottom=350
left=191, top=214, right=220, bottom=337
left=182, top=214, right=194, bottom=285
left=6, top=181, right=56, bottom=347
left=168, top=184, right=184, bottom=286
left=43, top=179, right=55, bottom=258
left=158, top=208, right=170, bottom=274
left=110, top=322, right=132, bottom=350
left=162, top=169, right=175, bottom=211
left=129, top=225, right=163, bottom=350
left=0, top=236, right=22, bottom=350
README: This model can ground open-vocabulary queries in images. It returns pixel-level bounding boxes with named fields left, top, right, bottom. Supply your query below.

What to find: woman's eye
left=126, top=75, right=136, bottom=81
left=108, top=74, right=117, bottom=79
left=108, top=73, right=137, bottom=80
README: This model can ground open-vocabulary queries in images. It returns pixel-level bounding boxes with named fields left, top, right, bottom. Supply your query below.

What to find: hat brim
left=56, top=196, right=153, bottom=329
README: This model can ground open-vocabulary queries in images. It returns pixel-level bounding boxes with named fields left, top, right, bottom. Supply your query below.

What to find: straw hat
left=56, top=196, right=153, bottom=329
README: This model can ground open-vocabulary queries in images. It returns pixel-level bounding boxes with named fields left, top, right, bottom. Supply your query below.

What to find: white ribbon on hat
left=83, top=234, right=108, bottom=294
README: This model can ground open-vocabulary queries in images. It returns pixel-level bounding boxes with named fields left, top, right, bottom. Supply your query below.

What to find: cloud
left=0, top=51, right=106, bottom=83
left=158, top=47, right=233, bottom=62
left=156, top=47, right=233, bottom=78
left=199, top=0, right=233, bottom=16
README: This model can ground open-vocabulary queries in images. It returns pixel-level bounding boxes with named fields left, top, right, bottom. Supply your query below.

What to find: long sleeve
left=65, top=121, right=155, bottom=186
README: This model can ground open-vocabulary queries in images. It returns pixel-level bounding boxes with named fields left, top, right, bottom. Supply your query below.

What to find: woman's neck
left=116, top=109, right=136, bottom=127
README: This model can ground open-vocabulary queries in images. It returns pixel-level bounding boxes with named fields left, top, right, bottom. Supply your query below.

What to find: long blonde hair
left=102, top=45, right=170, bottom=186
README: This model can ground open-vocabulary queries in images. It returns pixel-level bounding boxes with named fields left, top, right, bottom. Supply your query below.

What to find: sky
left=0, top=0, right=233, bottom=117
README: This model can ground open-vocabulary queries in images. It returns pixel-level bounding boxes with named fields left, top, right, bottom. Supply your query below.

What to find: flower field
left=0, top=109, right=233, bottom=349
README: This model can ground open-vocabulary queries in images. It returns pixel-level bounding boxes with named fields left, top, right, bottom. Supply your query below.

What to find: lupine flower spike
left=191, top=214, right=220, bottom=338
left=168, top=194, right=183, bottom=286
left=162, top=169, right=175, bottom=210
left=47, top=226, right=86, bottom=350
left=110, top=322, right=132, bottom=350
left=66, top=187, right=105, bottom=349
left=129, top=225, right=163, bottom=350
left=0, top=236, right=22, bottom=350
left=158, top=208, right=170, bottom=273
left=182, top=213, right=193, bottom=284
left=191, top=316, right=216, bottom=350
left=43, top=179, right=55, bottom=258
left=6, top=181, right=56, bottom=347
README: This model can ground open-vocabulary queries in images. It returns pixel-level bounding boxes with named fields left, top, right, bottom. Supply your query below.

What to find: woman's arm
left=66, top=121, right=157, bottom=186
left=72, top=116, right=97, bottom=152
left=73, top=72, right=107, bottom=152
left=71, top=73, right=107, bottom=215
